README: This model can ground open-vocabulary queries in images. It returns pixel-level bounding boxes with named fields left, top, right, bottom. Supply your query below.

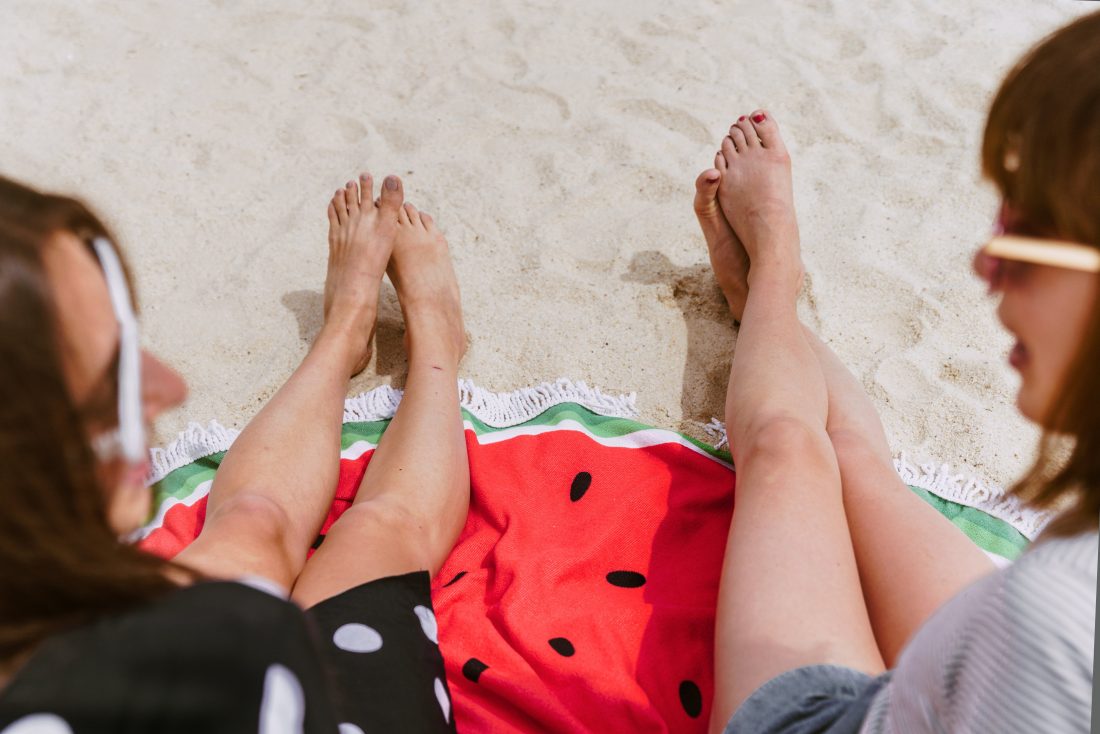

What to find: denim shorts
left=723, top=665, right=891, bottom=734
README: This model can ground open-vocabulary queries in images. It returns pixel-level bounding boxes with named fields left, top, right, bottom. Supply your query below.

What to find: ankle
left=407, top=354, right=461, bottom=377
left=745, top=260, right=801, bottom=295
left=325, top=293, right=377, bottom=327
left=315, top=321, right=369, bottom=371
left=407, top=331, right=464, bottom=368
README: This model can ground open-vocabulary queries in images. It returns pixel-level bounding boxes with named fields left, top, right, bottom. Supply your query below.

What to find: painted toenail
left=752, top=113, right=766, bottom=123
left=385, top=177, right=398, bottom=191
left=738, top=116, right=746, bottom=122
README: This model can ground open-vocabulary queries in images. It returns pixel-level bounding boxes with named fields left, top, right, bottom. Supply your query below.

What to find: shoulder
left=1010, top=528, right=1097, bottom=579
left=869, top=533, right=1096, bottom=733
left=94, top=580, right=307, bottom=659
left=998, top=531, right=1096, bottom=668
left=955, top=531, right=1096, bottom=731
left=143, top=579, right=304, bottom=632
left=1003, top=531, right=1096, bottom=629
left=0, top=581, right=323, bottom=732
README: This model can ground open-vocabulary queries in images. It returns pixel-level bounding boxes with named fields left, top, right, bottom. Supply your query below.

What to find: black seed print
left=443, top=571, right=467, bottom=587
left=548, top=638, right=575, bottom=657
left=606, top=571, right=646, bottom=588
left=679, top=680, right=703, bottom=718
left=462, top=658, right=489, bottom=683
left=310, top=534, right=325, bottom=550
left=570, top=472, right=592, bottom=502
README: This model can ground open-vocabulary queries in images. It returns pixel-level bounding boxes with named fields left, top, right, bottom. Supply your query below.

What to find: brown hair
left=0, top=176, right=181, bottom=666
left=981, top=10, right=1100, bottom=537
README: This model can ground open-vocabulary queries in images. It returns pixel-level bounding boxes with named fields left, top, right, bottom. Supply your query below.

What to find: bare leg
left=292, top=202, right=469, bottom=607
left=707, top=110, right=883, bottom=731
left=696, top=146, right=994, bottom=670
left=805, top=333, right=994, bottom=664
left=176, top=174, right=404, bottom=590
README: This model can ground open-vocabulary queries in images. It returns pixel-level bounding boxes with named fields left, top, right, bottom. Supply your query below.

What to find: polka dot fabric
left=306, top=572, right=456, bottom=732
left=0, top=582, right=345, bottom=733
left=141, top=407, right=736, bottom=732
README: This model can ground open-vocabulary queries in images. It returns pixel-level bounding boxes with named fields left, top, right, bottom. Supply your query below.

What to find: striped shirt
left=861, top=529, right=1097, bottom=733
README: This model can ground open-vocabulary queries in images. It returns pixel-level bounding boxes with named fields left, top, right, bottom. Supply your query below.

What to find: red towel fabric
left=143, top=418, right=735, bottom=733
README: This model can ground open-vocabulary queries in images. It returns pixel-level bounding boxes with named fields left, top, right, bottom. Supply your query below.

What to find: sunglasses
left=87, top=237, right=146, bottom=465
left=981, top=234, right=1100, bottom=274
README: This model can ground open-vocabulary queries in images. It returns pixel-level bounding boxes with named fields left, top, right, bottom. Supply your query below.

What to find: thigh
left=833, top=436, right=995, bottom=665
left=712, top=421, right=885, bottom=728
left=290, top=500, right=436, bottom=608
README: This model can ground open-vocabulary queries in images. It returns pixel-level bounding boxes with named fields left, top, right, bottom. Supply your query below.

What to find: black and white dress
left=0, top=572, right=455, bottom=733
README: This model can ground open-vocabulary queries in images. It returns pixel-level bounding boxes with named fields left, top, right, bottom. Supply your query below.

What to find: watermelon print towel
left=139, top=380, right=1035, bottom=733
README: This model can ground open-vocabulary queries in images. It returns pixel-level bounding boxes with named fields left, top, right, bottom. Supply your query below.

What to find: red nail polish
left=752, top=113, right=766, bottom=123
left=738, top=115, right=746, bottom=122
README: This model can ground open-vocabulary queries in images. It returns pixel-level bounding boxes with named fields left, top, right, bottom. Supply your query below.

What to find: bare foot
left=324, top=173, right=405, bottom=375
left=388, top=202, right=467, bottom=367
left=715, top=110, right=802, bottom=295
left=694, top=167, right=749, bottom=321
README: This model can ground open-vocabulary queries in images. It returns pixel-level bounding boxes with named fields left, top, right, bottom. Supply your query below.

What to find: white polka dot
left=338, top=725, right=365, bottom=734
left=434, top=677, right=451, bottom=723
left=413, top=604, right=438, bottom=644
left=258, top=664, right=305, bottom=734
left=332, top=622, right=383, bottom=653
left=0, top=714, right=74, bottom=734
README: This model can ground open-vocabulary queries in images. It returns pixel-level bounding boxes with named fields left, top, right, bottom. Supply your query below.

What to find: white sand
left=3, top=1, right=1092, bottom=488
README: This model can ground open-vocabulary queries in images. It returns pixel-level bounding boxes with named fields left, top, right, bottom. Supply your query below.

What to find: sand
left=3, top=0, right=1092, bottom=489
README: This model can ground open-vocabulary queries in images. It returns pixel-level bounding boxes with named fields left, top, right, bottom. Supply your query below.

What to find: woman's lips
left=1009, top=340, right=1029, bottom=370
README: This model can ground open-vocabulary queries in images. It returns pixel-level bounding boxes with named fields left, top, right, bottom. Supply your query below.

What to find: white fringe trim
left=701, top=418, right=729, bottom=451
left=457, top=378, right=637, bottom=427
left=893, top=453, right=1049, bottom=540
left=146, top=382, right=1043, bottom=540
left=148, top=379, right=638, bottom=485
left=148, top=421, right=239, bottom=487
left=341, top=384, right=404, bottom=423
left=699, top=419, right=1046, bottom=540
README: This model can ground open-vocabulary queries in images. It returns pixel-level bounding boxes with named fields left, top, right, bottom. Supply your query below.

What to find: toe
left=721, top=135, right=737, bottom=162
left=379, top=175, right=404, bottom=212
left=729, top=126, right=748, bottom=152
left=693, top=169, right=721, bottom=215
left=327, top=202, right=339, bottom=229
left=397, top=201, right=411, bottom=225
left=735, top=116, right=759, bottom=147
left=333, top=189, right=348, bottom=224
left=749, top=109, right=786, bottom=153
left=715, top=151, right=728, bottom=172
left=419, top=211, right=435, bottom=230
left=345, top=180, right=360, bottom=214
left=403, top=202, right=421, bottom=227
left=359, top=172, right=374, bottom=203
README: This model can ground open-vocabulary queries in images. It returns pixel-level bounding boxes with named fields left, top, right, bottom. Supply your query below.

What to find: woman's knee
left=738, top=414, right=833, bottom=466
left=203, top=491, right=304, bottom=559
left=329, top=498, right=458, bottom=577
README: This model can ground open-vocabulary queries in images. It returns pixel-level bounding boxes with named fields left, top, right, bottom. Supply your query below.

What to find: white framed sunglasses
left=982, top=234, right=1100, bottom=273
left=87, top=237, right=146, bottom=464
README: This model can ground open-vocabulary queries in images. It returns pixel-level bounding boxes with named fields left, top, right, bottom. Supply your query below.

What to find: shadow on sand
left=280, top=283, right=411, bottom=385
left=622, top=250, right=738, bottom=429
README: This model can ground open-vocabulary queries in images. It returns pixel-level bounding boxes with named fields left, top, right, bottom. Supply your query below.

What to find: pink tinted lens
left=973, top=249, right=1003, bottom=290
